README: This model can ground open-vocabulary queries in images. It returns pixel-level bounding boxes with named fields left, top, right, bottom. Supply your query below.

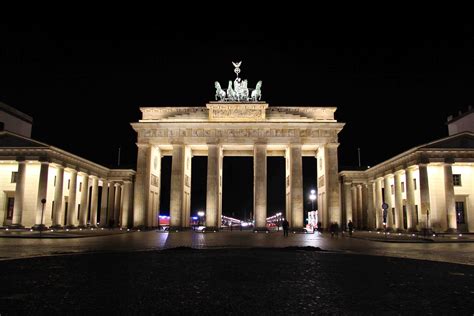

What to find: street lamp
left=198, top=211, right=205, bottom=226
left=309, top=190, right=316, bottom=211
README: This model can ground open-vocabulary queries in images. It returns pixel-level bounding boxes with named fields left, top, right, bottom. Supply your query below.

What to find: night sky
left=1, top=21, right=472, bottom=219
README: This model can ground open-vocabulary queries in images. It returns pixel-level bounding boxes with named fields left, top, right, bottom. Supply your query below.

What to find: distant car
left=157, top=226, right=169, bottom=231
left=195, top=225, right=206, bottom=232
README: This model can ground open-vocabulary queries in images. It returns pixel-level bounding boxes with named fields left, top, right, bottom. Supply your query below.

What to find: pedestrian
left=330, top=222, right=335, bottom=238
left=348, top=220, right=354, bottom=237
left=282, top=219, right=289, bottom=237
left=334, top=222, right=339, bottom=238
left=317, top=221, right=322, bottom=235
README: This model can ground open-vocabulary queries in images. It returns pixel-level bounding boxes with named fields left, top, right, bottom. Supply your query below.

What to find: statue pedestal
left=207, top=102, right=268, bottom=121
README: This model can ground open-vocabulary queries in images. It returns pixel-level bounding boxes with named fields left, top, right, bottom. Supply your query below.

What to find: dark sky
left=1, top=21, right=473, bottom=219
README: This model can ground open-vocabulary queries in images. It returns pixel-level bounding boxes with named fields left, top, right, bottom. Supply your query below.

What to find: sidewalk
left=349, top=230, right=474, bottom=243
left=0, top=227, right=132, bottom=238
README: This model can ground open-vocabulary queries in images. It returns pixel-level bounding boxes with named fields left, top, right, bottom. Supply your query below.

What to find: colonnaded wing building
left=1, top=63, right=473, bottom=232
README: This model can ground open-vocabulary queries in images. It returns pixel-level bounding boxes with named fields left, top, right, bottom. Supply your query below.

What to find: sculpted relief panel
left=139, top=128, right=338, bottom=141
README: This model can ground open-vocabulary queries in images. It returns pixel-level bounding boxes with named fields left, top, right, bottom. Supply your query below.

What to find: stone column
left=181, top=146, right=192, bottom=228
left=325, top=144, right=341, bottom=225
left=121, top=181, right=133, bottom=228
left=254, top=143, right=267, bottom=230
left=375, top=178, right=383, bottom=229
left=89, top=176, right=99, bottom=227
left=383, top=175, right=394, bottom=230
left=367, top=181, right=375, bottom=229
left=78, top=173, right=89, bottom=227
left=362, top=184, right=368, bottom=229
left=357, top=185, right=363, bottom=229
left=114, top=183, right=122, bottom=226
left=170, top=144, right=185, bottom=228
left=351, top=186, right=357, bottom=227
left=405, top=166, right=417, bottom=231
left=107, top=181, right=116, bottom=226
left=206, top=144, right=220, bottom=229
left=133, top=144, right=151, bottom=228
left=66, top=169, right=78, bottom=228
left=419, top=164, right=431, bottom=230
left=34, top=162, right=49, bottom=227
left=52, top=166, right=64, bottom=228
left=394, top=171, right=404, bottom=230
left=99, top=180, right=108, bottom=228
left=289, top=144, right=303, bottom=228
left=444, top=163, right=457, bottom=232
left=343, top=182, right=353, bottom=223
left=11, top=160, right=26, bottom=228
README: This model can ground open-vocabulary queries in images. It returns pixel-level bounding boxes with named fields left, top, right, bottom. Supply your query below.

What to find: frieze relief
left=140, top=128, right=337, bottom=139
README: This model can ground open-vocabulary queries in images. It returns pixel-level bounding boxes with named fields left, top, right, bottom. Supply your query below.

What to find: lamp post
left=198, top=211, right=205, bottom=226
left=309, top=190, right=316, bottom=211
left=40, top=198, right=46, bottom=236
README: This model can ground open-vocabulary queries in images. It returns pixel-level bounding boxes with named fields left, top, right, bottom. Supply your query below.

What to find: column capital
left=343, top=181, right=352, bottom=186
left=406, top=164, right=418, bottom=171
left=136, top=143, right=151, bottom=149
left=394, top=169, right=405, bottom=175
left=324, top=143, right=340, bottom=149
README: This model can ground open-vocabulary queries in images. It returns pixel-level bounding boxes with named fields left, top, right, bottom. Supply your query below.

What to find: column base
left=65, top=225, right=77, bottom=229
left=49, top=224, right=63, bottom=230
left=7, top=224, right=24, bottom=229
left=445, top=228, right=458, bottom=233
left=32, top=224, right=48, bottom=231
left=407, top=227, right=419, bottom=233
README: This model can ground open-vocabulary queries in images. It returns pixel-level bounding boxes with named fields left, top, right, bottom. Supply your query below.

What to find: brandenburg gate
left=131, top=63, right=344, bottom=230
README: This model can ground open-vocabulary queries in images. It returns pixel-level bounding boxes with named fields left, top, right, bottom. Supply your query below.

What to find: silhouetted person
left=282, top=219, right=289, bottom=237
left=348, top=220, right=354, bottom=236
left=317, top=221, right=322, bottom=235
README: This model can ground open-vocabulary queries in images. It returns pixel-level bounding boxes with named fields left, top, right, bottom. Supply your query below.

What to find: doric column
left=444, top=163, right=457, bottom=231
left=351, top=186, right=357, bottom=226
left=383, top=175, right=394, bottom=230
left=287, top=144, right=303, bottom=228
left=107, top=181, right=116, bottom=226
left=114, top=183, right=122, bottom=226
left=99, top=180, right=108, bottom=227
left=357, top=185, right=363, bottom=229
left=362, top=184, right=368, bottom=229
left=78, top=173, right=89, bottom=227
left=35, top=162, right=49, bottom=227
left=133, top=144, right=151, bottom=228
left=181, top=146, right=192, bottom=228
left=374, top=178, right=383, bottom=229
left=150, top=148, right=162, bottom=228
left=11, top=160, right=26, bottom=228
left=343, top=182, right=353, bottom=223
left=367, top=181, right=375, bottom=229
left=405, top=166, right=417, bottom=231
left=324, top=144, right=341, bottom=225
left=418, top=164, right=431, bottom=229
left=170, top=144, right=185, bottom=228
left=254, top=143, right=267, bottom=229
left=394, top=171, right=404, bottom=230
left=89, top=176, right=99, bottom=227
left=66, top=169, right=78, bottom=228
left=52, top=166, right=64, bottom=228
left=121, top=181, right=133, bottom=228
left=206, top=144, right=220, bottom=229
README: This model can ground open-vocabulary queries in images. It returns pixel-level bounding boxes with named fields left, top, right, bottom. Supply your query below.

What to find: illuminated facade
left=340, top=132, right=474, bottom=233
left=131, top=103, right=344, bottom=229
left=0, top=104, right=135, bottom=229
